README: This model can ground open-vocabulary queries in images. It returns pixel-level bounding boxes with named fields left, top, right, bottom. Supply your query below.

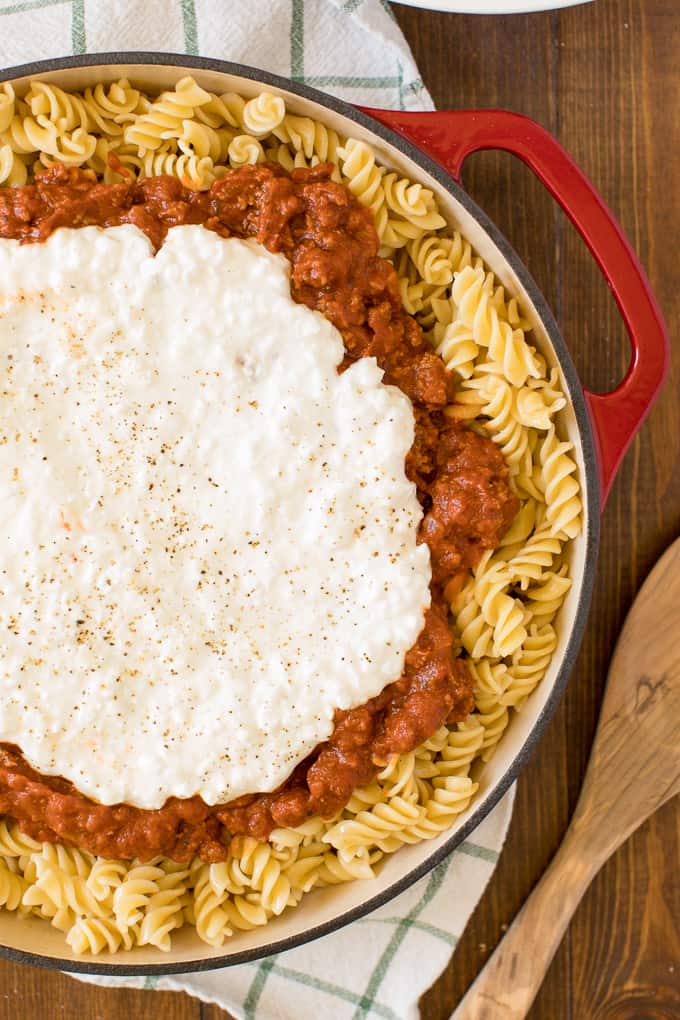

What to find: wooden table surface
left=2, top=0, right=679, bottom=1017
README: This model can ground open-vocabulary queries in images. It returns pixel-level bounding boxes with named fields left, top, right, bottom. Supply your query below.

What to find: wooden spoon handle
left=452, top=826, right=600, bottom=1020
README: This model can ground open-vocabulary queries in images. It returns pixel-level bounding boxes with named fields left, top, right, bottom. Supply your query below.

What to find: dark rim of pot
left=0, top=52, right=600, bottom=976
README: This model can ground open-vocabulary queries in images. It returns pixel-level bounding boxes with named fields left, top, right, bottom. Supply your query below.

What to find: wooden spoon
left=453, top=537, right=680, bottom=1020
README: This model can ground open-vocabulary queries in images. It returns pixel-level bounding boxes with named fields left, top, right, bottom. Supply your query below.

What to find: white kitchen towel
left=1, top=3, right=517, bottom=1018
left=75, top=790, right=515, bottom=1020
left=0, top=0, right=433, bottom=111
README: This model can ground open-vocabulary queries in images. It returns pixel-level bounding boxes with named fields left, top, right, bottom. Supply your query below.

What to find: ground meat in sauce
left=0, top=164, right=519, bottom=862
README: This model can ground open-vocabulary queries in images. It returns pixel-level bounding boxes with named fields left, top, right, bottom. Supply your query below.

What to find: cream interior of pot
left=0, top=62, right=592, bottom=969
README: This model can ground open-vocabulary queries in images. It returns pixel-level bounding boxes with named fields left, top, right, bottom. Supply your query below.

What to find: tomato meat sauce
left=0, top=164, right=518, bottom=862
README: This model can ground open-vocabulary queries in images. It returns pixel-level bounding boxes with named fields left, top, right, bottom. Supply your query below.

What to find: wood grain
left=455, top=537, right=680, bottom=1019
left=409, top=1, right=680, bottom=1017
left=1, top=1, right=679, bottom=1017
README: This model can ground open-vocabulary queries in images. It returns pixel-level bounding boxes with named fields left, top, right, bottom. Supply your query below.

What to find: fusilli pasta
left=0, top=75, right=582, bottom=955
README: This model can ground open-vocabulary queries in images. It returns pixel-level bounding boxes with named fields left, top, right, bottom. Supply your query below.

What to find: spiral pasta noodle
left=141, top=147, right=216, bottom=190
left=382, top=172, right=448, bottom=247
left=4, top=113, right=96, bottom=166
left=539, top=426, right=582, bottom=538
left=473, top=555, right=527, bottom=658
left=323, top=796, right=424, bottom=856
left=515, top=383, right=566, bottom=430
left=375, top=752, right=419, bottom=800
left=467, top=658, right=511, bottom=714
left=0, top=859, right=26, bottom=911
left=407, top=234, right=454, bottom=286
left=124, top=76, right=212, bottom=152
left=452, top=574, right=495, bottom=658
left=66, top=916, right=137, bottom=955
left=0, top=75, right=582, bottom=954
left=138, top=870, right=189, bottom=951
left=486, top=318, right=541, bottom=389
left=228, top=134, right=265, bottom=167
left=452, top=265, right=500, bottom=343
left=383, top=172, right=437, bottom=222
left=113, top=864, right=165, bottom=928
left=81, top=79, right=143, bottom=135
left=21, top=845, right=102, bottom=932
left=337, top=137, right=387, bottom=235
left=242, top=92, right=286, bottom=137
left=0, top=819, right=40, bottom=858
left=477, top=376, right=531, bottom=473
left=505, top=623, right=558, bottom=706
left=0, top=83, right=16, bottom=135
left=24, top=81, right=93, bottom=133
left=436, top=719, right=486, bottom=776
left=274, top=113, right=341, bottom=165
left=192, top=865, right=232, bottom=945
left=475, top=703, right=511, bottom=761
left=525, top=566, right=573, bottom=626
left=86, top=858, right=129, bottom=903
left=508, top=524, right=563, bottom=589
left=398, top=277, right=427, bottom=316
left=177, top=119, right=232, bottom=161
left=435, top=320, right=479, bottom=379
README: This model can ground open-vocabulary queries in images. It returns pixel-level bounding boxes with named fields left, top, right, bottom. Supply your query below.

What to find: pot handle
left=360, top=107, right=670, bottom=507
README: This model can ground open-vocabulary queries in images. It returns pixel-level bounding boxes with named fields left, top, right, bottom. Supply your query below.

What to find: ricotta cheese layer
left=0, top=224, right=431, bottom=809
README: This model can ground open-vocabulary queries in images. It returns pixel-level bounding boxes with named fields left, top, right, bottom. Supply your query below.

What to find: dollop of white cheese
left=0, top=224, right=431, bottom=809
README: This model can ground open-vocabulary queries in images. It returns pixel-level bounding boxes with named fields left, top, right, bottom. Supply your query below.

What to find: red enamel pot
left=0, top=54, right=669, bottom=974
